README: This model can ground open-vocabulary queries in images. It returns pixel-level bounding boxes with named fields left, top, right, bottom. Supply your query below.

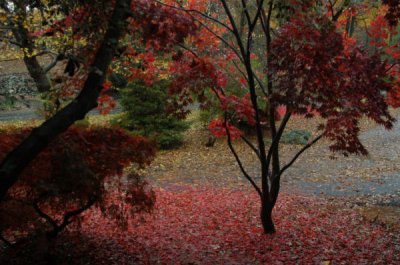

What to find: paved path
left=281, top=119, right=400, bottom=206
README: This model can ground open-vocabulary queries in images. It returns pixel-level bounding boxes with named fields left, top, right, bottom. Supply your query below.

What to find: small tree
left=117, top=79, right=189, bottom=149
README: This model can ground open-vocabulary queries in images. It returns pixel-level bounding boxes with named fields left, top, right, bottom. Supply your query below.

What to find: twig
left=280, top=134, right=324, bottom=175
left=224, top=113, right=262, bottom=198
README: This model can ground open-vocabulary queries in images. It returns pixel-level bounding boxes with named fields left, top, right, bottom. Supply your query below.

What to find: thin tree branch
left=211, top=86, right=262, bottom=197
left=280, top=134, right=324, bottom=176
left=189, top=13, right=244, bottom=63
left=231, top=59, right=249, bottom=82
left=177, top=43, right=200, bottom=58
left=33, top=198, right=58, bottom=232
left=240, top=0, right=252, bottom=28
left=224, top=113, right=262, bottom=198
left=44, top=53, right=64, bottom=73
left=155, top=0, right=233, bottom=32
left=241, top=135, right=260, bottom=160
left=253, top=72, right=268, bottom=97
left=54, top=195, right=97, bottom=236
left=220, top=0, right=247, bottom=58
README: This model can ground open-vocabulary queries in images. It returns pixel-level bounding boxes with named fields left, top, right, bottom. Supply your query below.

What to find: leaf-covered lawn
left=68, top=186, right=399, bottom=264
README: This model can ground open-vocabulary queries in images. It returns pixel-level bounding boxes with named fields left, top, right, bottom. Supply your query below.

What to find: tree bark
left=0, top=0, right=131, bottom=202
left=260, top=198, right=275, bottom=234
left=22, top=55, right=52, bottom=93
left=10, top=10, right=52, bottom=93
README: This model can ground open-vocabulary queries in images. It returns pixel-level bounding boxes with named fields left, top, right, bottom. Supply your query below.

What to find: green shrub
left=0, top=95, right=16, bottom=111
left=109, top=72, right=128, bottom=88
left=280, top=129, right=312, bottom=145
left=115, top=80, right=189, bottom=149
left=199, top=108, right=221, bottom=128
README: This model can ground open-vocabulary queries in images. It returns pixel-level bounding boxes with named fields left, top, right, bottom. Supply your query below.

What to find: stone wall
left=0, top=73, right=37, bottom=96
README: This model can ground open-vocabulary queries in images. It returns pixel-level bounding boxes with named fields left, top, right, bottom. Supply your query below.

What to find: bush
left=0, top=126, right=156, bottom=247
left=0, top=94, right=16, bottom=110
left=115, top=80, right=189, bottom=149
left=109, top=72, right=128, bottom=89
left=280, top=129, right=312, bottom=145
left=199, top=107, right=221, bottom=128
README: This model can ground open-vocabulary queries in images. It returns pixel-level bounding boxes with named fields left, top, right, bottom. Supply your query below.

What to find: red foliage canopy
left=130, top=0, right=197, bottom=50
left=0, top=126, right=155, bottom=244
left=382, top=0, right=400, bottom=26
left=270, top=16, right=395, bottom=155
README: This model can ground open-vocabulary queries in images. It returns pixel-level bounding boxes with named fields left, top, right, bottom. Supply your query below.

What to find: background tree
left=116, top=79, right=189, bottom=149
left=0, top=0, right=52, bottom=93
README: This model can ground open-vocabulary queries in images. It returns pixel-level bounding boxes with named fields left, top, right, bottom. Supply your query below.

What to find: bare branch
left=224, top=113, right=262, bottom=198
left=188, top=13, right=244, bottom=63
left=253, top=72, right=268, bottom=97
left=211, top=86, right=262, bottom=197
left=33, top=198, right=58, bottom=231
left=280, top=134, right=324, bottom=176
left=155, top=0, right=233, bottom=32
left=240, top=0, right=252, bottom=27
left=241, top=135, right=260, bottom=160
left=55, top=195, right=96, bottom=236
left=231, top=59, right=248, bottom=82
left=220, top=0, right=248, bottom=59
left=177, top=43, right=200, bottom=58
left=44, top=53, right=64, bottom=73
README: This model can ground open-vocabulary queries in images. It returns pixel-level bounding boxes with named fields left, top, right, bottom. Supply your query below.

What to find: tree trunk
left=23, top=56, right=52, bottom=93
left=11, top=21, right=52, bottom=93
left=260, top=198, right=275, bottom=234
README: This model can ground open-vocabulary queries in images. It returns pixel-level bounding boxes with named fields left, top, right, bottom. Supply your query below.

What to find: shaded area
left=2, top=187, right=398, bottom=265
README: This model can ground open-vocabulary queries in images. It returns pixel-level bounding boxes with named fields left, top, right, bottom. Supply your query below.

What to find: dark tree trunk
left=11, top=20, right=52, bottom=93
left=260, top=199, right=275, bottom=234
left=23, top=56, right=52, bottom=93
left=0, top=0, right=131, bottom=202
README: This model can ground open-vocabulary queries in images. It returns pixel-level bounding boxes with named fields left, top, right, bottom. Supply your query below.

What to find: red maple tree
left=0, top=126, right=155, bottom=247
left=165, top=0, right=398, bottom=234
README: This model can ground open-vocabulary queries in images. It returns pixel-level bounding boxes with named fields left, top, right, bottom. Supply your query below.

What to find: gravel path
left=281, top=119, right=400, bottom=206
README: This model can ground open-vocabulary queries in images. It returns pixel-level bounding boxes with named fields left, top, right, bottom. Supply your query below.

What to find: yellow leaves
left=0, top=46, right=23, bottom=61
left=0, top=13, right=7, bottom=23
left=356, top=2, right=387, bottom=28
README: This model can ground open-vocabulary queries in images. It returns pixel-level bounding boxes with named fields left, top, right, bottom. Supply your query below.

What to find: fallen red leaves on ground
left=64, top=186, right=399, bottom=265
